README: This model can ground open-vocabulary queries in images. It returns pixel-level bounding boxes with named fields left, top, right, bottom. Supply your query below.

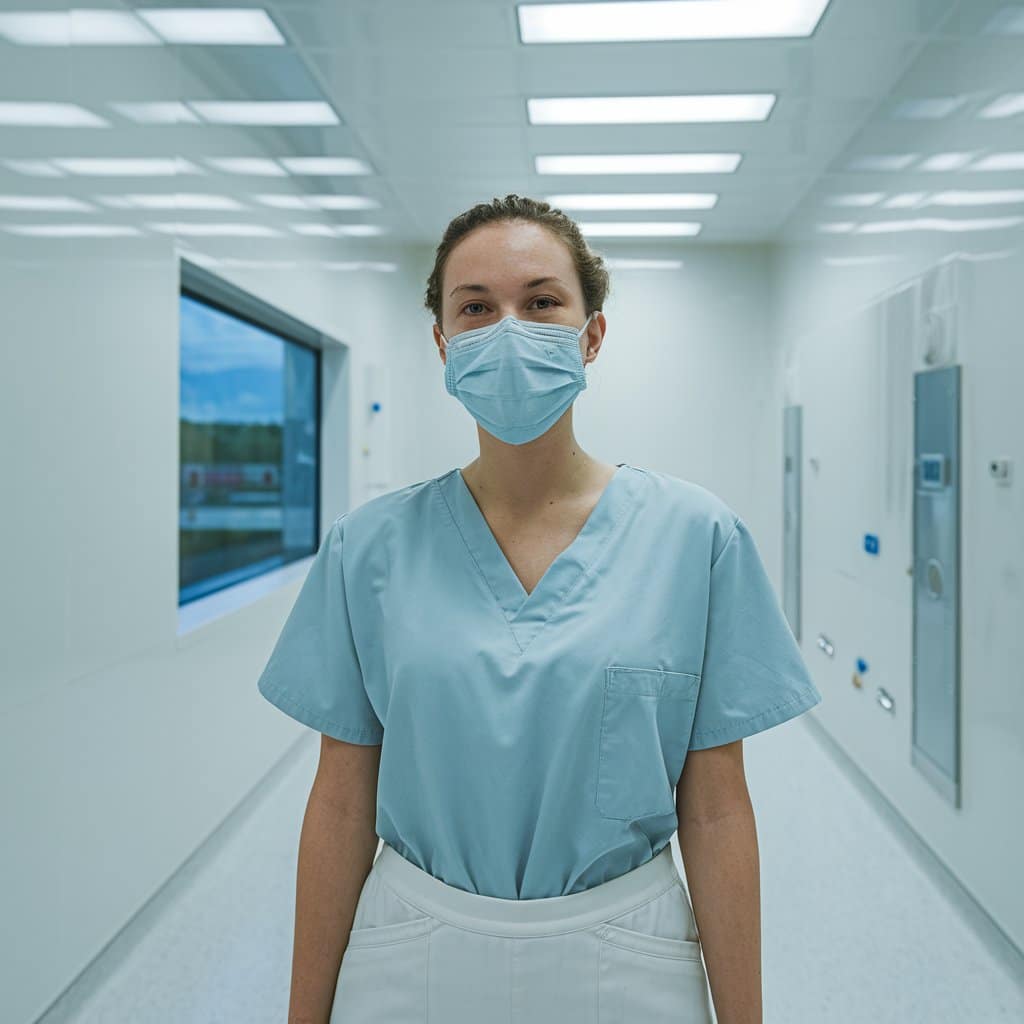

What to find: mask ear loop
left=578, top=310, right=598, bottom=371
left=577, top=309, right=598, bottom=337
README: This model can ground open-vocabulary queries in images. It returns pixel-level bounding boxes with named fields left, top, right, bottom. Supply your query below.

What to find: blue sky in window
left=180, top=294, right=290, bottom=425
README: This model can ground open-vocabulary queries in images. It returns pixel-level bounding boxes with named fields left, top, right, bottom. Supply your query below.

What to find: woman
left=257, top=195, right=823, bottom=1023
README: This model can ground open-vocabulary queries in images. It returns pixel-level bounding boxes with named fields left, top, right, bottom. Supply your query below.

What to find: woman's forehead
left=445, top=222, right=576, bottom=287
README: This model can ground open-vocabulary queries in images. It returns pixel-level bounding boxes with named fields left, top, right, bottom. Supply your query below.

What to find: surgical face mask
left=439, top=311, right=596, bottom=445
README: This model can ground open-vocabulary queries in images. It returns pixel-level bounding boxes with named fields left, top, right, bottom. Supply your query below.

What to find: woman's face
left=434, top=219, right=603, bottom=366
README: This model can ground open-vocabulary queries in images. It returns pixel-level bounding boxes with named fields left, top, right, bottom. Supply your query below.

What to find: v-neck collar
left=435, top=463, right=646, bottom=654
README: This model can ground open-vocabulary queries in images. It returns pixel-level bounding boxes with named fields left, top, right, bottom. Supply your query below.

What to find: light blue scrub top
left=256, top=464, right=823, bottom=899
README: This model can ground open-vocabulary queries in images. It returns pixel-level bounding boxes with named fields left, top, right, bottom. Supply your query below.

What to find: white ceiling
left=1, top=0, right=1022, bottom=256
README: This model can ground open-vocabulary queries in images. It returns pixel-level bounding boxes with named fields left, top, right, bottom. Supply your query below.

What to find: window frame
left=176, top=258, right=326, bottom=634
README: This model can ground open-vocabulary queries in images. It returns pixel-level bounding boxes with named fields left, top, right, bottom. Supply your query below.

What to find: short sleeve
left=688, top=516, right=822, bottom=751
left=256, top=515, right=384, bottom=745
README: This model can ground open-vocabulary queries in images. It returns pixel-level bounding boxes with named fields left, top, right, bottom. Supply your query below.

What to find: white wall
left=771, top=235, right=1024, bottom=952
left=0, top=236, right=428, bottom=1024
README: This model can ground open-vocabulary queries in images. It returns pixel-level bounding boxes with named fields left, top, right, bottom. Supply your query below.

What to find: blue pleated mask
left=440, top=312, right=596, bottom=445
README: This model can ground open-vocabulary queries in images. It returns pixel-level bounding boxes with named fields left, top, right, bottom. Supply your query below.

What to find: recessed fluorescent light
left=279, top=157, right=373, bottom=175
left=527, top=94, right=775, bottom=124
left=96, top=193, right=245, bottom=210
left=578, top=221, right=701, bottom=237
left=978, top=93, right=1024, bottom=119
left=0, top=11, right=160, bottom=46
left=204, top=158, right=286, bottom=176
left=816, top=222, right=855, bottom=233
left=603, top=258, right=684, bottom=270
left=0, top=102, right=108, bottom=127
left=254, top=194, right=380, bottom=211
left=188, top=101, right=339, bottom=125
left=252, top=194, right=313, bottom=209
left=96, top=196, right=136, bottom=209
left=969, top=152, right=1024, bottom=172
left=314, top=195, right=379, bottom=210
left=289, top=223, right=385, bottom=236
left=3, top=223, right=141, bottom=237
left=858, top=216, right=1024, bottom=234
left=890, top=97, right=966, bottom=119
left=882, top=193, right=927, bottom=209
left=334, top=224, right=384, bottom=236
left=0, top=195, right=95, bottom=212
left=885, top=191, right=1024, bottom=212
left=110, top=102, right=200, bottom=124
left=919, top=152, right=977, bottom=172
left=826, top=193, right=884, bottom=207
left=136, top=9, right=284, bottom=45
left=2, top=159, right=65, bottom=177
left=546, top=193, right=716, bottom=210
left=290, top=223, right=335, bottom=236
left=146, top=222, right=281, bottom=236
left=823, top=255, right=902, bottom=267
left=536, top=153, right=741, bottom=175
left=321, top=261, right=398, bottom=272
left=928, top=190, right=1024, bottom=206
left=847, top=154, right=918, bottom=171
left=52, top=157, right=202, bottom=176
left=517, top=1, right=831, bottom=42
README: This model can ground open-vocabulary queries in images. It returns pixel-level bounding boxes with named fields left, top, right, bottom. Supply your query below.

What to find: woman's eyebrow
left=449, top=276, right=566, bottom=298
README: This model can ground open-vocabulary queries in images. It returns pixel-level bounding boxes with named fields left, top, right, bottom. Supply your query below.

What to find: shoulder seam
left=710, top=515, right=741, bottom=571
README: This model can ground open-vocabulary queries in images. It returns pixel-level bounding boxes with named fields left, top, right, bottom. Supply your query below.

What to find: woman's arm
left=676, top=740, right=763, bottom=1024
left=287, top=735, right=382, bottom=1024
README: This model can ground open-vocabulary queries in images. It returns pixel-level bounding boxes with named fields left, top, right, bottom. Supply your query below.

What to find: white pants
left=330, top=842, right=714, bottom=1023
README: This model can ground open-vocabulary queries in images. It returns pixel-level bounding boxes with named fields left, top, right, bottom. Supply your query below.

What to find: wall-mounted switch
left=988, top=457, right=1012, bottom=486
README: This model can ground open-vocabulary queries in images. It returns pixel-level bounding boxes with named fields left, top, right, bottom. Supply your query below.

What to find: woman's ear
left=582, top=311, right=605, bottom=367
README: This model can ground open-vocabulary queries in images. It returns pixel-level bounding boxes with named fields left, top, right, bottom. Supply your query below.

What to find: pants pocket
left=597, top=931, right=713, bottom=1022
left=596, top=665, right=700, bottom=820
left=594, top=882, right=713, bottom=1022
left=330, top=872, right=439, bottom=1023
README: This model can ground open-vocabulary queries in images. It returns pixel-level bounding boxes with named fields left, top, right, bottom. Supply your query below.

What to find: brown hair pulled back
left=424, top=194, right=610, bottom=330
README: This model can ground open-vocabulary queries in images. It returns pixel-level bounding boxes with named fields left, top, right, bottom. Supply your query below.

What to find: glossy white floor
left=37, top=716, right=1024, bottom=1024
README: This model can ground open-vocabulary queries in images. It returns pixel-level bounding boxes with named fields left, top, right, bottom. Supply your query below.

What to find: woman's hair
left=424, top=194, right=611, bottom=328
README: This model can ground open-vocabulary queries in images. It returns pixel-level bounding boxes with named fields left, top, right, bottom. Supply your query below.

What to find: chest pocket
left=596, top=665, right=701, bottom=820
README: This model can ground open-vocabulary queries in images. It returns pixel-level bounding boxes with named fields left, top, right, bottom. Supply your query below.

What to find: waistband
left=371, top=843, right=685, bottom=938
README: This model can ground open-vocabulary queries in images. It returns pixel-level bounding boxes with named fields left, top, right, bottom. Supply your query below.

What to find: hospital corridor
left=2, top=2, right=1023, bottom=1023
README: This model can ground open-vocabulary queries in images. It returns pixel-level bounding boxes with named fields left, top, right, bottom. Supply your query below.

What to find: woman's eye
left=460, top=297, right=557, bottom=315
